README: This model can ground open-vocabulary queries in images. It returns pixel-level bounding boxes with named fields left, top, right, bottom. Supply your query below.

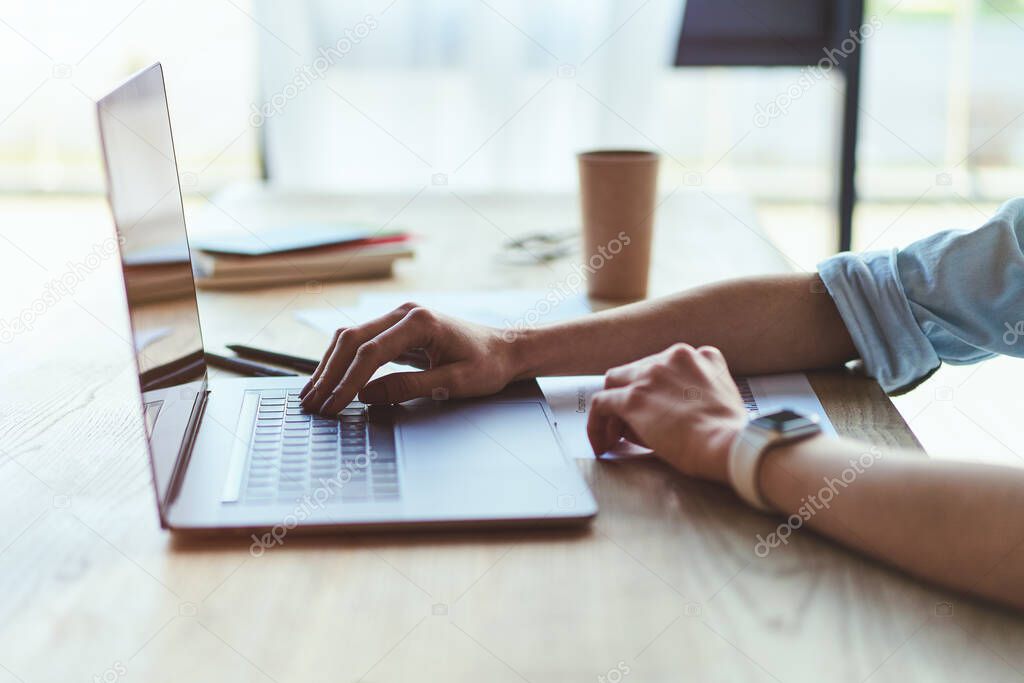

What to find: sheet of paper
left=742, top=373, right=838, bottom=436
left=540, top=372, right=837, bottom=460
left=294, top=289, right=592, bottom=334
left=538, top=376, right=653, bottom=460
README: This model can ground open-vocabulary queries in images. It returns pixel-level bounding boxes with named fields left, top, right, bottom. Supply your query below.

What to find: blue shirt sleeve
left=817, top=197, right=1024, bottom=394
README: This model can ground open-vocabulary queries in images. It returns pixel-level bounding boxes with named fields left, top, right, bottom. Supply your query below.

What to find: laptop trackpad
left=396, top=401, right=566, bottom=514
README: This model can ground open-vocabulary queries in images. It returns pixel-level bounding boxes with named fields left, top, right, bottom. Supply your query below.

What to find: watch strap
left=728, top=425, right=778, bottom=512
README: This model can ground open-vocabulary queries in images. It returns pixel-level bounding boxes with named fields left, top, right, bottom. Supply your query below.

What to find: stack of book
left=190, top=224, right=413, bottom=290
left=122, top=243, right=196, bottom=304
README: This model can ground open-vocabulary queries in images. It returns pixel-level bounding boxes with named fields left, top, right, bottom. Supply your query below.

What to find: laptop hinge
left=161, top=386, right=210, bottom=522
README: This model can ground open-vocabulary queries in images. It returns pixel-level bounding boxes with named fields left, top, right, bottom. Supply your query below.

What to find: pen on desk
left=226, top=344, right=319, bottom=374
left=204, top=352, right=298, bottom=377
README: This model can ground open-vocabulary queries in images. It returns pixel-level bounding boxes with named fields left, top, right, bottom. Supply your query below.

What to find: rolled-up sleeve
left=817, top=197, right=1024, bottom=394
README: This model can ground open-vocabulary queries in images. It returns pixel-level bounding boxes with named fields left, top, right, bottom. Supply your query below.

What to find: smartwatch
left=728, top=409, right=822, bottom=512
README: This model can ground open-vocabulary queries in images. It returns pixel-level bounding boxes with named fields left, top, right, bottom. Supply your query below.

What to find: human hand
left=587, top=343, right=746, bottom=484
left=299, top=303, right=519, bottom=415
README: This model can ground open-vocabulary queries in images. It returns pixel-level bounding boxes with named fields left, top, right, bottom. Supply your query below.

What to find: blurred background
left=4, top=1, right=1023, bottom=211
left=2, top=0, right=1023, bottom=462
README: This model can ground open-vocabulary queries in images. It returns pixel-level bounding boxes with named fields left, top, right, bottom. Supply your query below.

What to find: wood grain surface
left=0, top=191, right=1019, bottom=683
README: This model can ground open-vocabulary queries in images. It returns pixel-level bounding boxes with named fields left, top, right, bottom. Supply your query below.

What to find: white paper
left=742, top=373, right=837, bottom=436
left=294, top=289, right=592, bottom=334
left=538, top=376, right=653, bottom=460
left=540, top=372, right=836, bottom=460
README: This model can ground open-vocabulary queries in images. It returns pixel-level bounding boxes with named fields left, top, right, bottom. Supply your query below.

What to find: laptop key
left=311, top=453, right=338, bottom=463
left=240, top=391, right=381, bottom=505
left=254, top=435, right=281, bottom=443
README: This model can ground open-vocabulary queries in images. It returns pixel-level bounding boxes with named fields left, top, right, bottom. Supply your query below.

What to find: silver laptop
left=97, top=63, right=596, bottom=535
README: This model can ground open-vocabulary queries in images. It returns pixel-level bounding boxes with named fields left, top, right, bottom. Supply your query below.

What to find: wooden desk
left=1, top=191, right=1020, bottom=683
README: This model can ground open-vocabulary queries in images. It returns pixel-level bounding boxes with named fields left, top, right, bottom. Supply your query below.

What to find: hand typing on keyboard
left=299, top=302, right=517, bottom=416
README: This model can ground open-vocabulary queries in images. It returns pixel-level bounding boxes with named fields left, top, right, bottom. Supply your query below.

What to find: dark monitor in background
left=675, top=0, right=865, bottom=252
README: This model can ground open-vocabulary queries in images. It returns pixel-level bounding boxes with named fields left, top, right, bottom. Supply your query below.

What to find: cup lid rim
left=578, top=149, right=659, bottom=163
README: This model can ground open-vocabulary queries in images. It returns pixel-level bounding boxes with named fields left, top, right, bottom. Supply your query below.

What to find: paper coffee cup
left=577, top=150, right=659, bottom=301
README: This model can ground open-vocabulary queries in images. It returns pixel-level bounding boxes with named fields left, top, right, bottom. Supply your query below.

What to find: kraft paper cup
left=577, top=150, right=659, bottom=301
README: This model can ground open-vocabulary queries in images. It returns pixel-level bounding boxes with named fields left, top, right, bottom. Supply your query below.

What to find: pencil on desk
left=204, top=351, right=298, bottom=377
left=227, top=344, right=319, bottom=374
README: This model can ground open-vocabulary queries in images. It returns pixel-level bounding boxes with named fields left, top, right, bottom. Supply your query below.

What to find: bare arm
left=513, top=272, right=857, bottom=378
left=300, top=272, right=858, bottom=412
left=586, top=343, right=1024, bottom=611
left=760, top=436, right=1024, bottom=609
left=298, top=259, right=1024, bottom=608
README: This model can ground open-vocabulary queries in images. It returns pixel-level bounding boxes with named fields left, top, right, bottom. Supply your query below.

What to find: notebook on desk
left=190, top=225, right=414, bottom=289
left=190, top=223, right=405, bottom=256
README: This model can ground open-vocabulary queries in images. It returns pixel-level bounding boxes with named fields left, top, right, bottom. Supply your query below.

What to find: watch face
left=751, top=409, right=817, bottom=433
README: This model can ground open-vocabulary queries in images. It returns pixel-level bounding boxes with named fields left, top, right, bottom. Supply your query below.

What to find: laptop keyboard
left=241, top=390, right=400, bottom=504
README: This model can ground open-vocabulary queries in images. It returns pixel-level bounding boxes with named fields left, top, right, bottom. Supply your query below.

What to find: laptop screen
left=97, top=63, right=207, bottom=512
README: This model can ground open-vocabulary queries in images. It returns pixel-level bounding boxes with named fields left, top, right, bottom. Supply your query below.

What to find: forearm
left=760, top=437, right=1024, bottom=609
left=512, top=273, right=858, bottom=378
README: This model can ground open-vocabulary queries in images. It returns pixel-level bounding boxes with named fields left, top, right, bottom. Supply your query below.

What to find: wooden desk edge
left=806, top=368, right=923, bottom=451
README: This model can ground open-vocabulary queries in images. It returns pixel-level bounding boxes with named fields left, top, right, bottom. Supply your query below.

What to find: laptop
left=97, top=63, right=597, bottom=535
